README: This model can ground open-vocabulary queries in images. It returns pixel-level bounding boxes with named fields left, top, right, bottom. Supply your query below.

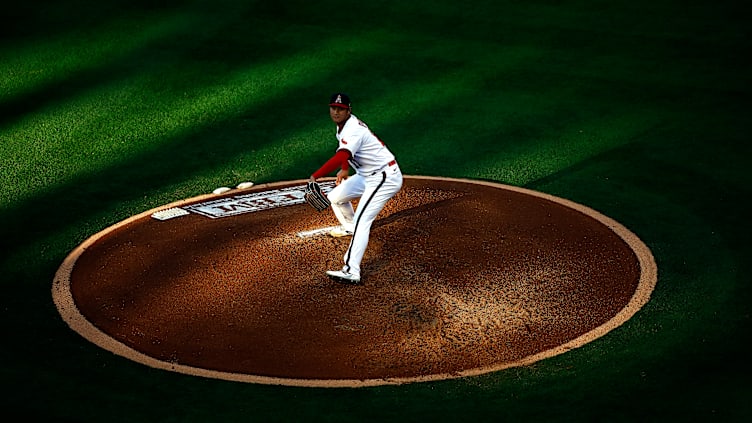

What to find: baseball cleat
left=328, top=227, right=353, bottom=238
left=326, top=270, right=361, bottom=284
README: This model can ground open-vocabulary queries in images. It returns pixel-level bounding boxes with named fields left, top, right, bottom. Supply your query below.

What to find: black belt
left=369, top=160, right=397, bottom=176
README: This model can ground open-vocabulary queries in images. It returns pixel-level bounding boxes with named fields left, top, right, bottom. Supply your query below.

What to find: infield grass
left=2, top=0, right=750, bottom=421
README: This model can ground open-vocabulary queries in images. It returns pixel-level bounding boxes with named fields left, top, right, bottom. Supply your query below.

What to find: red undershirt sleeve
left=312, top=149, right=351, bottom=179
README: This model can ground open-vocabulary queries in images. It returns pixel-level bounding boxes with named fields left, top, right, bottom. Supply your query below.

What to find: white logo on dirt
left=179, top=182, right=335, bottom=219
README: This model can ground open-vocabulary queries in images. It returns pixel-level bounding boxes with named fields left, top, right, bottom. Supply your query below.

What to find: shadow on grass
left=0, top=3, right=524, bottom=262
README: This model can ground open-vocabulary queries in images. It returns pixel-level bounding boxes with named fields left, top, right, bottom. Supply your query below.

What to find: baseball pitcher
left=308, top=93, right=403, bottom=284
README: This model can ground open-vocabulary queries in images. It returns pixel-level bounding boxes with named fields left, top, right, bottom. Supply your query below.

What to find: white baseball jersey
left=336, top=114, right=395, bottom=175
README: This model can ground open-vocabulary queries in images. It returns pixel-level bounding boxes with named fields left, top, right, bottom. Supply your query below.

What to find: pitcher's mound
left=53, top=176, right=656, bottom=387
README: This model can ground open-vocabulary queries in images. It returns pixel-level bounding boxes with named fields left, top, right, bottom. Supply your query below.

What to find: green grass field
left=2, top=0, right=750, bottom=421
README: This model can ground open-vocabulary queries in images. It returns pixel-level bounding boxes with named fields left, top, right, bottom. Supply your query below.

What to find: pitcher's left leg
left=327, top=174, right=364, bottom=233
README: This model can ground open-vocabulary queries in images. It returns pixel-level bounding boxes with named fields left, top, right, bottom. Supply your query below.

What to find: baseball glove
left=304, top=181, right=331, bottom=211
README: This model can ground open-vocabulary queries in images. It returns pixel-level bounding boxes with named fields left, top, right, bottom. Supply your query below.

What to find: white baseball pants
left=327, top=164, right=403, bottom=278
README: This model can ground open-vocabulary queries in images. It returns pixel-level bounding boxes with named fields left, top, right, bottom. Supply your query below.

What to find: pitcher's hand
left=336, top=169, right=349, bottom=185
